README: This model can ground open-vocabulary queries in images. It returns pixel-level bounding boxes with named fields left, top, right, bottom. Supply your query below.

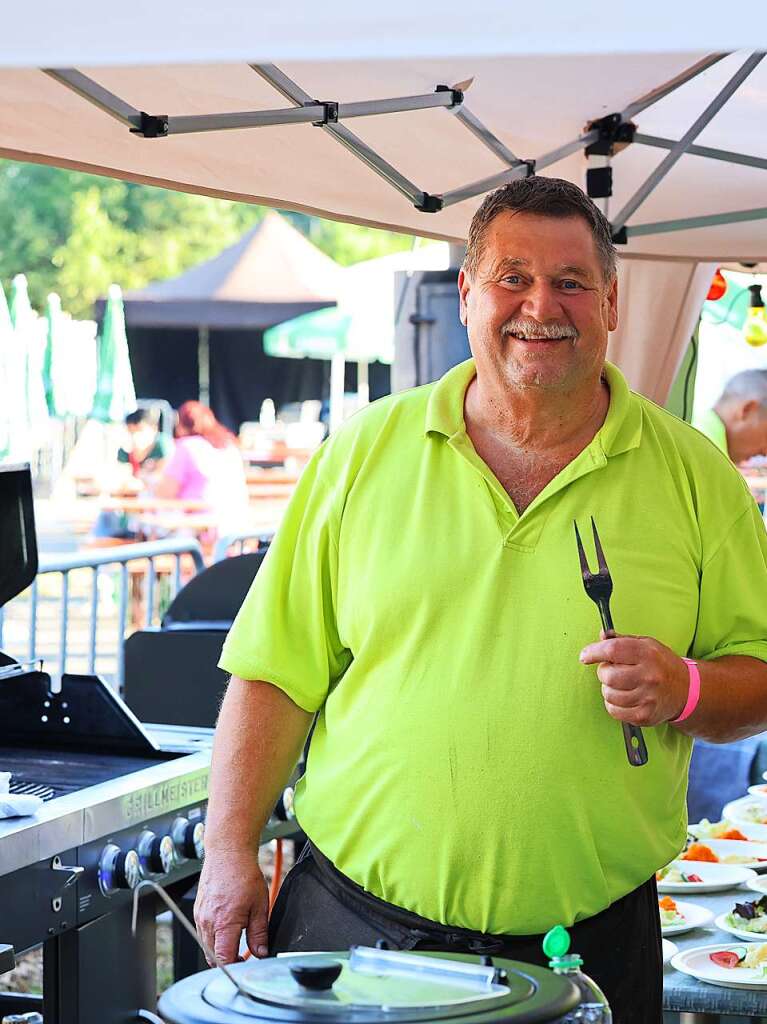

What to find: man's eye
left=502, top=275, right=522, bottom=285
left=561, top=280, right=582, bottom=290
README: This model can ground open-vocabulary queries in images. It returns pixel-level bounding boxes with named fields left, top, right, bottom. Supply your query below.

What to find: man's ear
left=606, top=275, right=618, bottom=333
left=741, top=398, right=760, bottom=420
left=458, top=268, right=470, bottom=327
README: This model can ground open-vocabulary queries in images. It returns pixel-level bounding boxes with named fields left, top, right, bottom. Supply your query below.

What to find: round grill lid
left=158, top=946, right=580, bottom=1024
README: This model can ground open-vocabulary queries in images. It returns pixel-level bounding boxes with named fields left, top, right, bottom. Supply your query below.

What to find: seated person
left=693, top=369, right=767, bottom=463
left=118, top=408, right=173, bottom=479
left=153, top=401, right=249, bottom=536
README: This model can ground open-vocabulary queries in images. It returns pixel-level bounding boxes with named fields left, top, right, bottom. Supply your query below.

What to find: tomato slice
left=710, top=951, right=741, bottom=969
left=683, top=873, right=703, bottom=883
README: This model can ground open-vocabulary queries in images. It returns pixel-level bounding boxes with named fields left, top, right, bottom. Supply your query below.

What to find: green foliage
left=0, top=160, right=416, bottom=318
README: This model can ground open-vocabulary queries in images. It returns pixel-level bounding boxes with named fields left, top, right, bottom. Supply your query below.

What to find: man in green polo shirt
left=195, top=177, right=767, bottom=1022
left=693, top=369, right=767, bottom=462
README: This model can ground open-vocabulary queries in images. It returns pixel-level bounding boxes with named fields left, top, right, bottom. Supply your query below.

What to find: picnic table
left=663, top=887, right=767, bottom=1022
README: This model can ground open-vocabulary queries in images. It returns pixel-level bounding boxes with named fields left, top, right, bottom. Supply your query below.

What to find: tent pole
left=634, top=133, right=767, bottom=172
left=627, top=206, right=767, bottom=238
left=357, top=361, right=369, bottom=410
left=329, top=353, right=346, bottom=434
left=198, top=325, right=210, bottom=406
left=612, top=52, right=764, bottom=234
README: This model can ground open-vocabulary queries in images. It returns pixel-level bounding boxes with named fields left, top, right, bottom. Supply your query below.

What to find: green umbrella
left=91, top=284, right=137, bottom=422
left=9, top=274, right=49, bottom=444
left=263, top=307, right=353, bottom=360
left=0, top=281, right=13, bottom=459
left=43, top=293, right=65, bottom=417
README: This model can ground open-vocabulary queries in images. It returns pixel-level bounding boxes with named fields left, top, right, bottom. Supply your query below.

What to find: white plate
left=748, top=876, right=767, bottom=897
left=747, top=784, right=767, bottom=802
left=681, top=839, right=767, bottom=872
left=662, top=938, right=678, bottom=965
left=722, top=797, right=767, bottom=827
left=715, top=911, right=767, bottom=942
left=689, top=820, right=767, bottom=843
left=659, top=900, right=714, bottom=936
left=657, top=861, right=757, bottom=894
left=670, top=942, right=767, bottom=989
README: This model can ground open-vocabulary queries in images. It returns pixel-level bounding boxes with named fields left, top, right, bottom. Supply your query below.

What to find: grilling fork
left=574, top=517, right=649, bottom=767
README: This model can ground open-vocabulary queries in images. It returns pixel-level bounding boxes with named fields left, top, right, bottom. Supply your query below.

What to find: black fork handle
left=598, top=603, right=649, bottom=768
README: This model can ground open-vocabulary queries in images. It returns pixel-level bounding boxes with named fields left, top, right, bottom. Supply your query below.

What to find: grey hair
left=718, top=369, right=767, bottom=408
left=463, top=176, right=617, bottom=283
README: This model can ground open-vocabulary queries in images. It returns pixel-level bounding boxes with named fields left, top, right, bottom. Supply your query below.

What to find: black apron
left=268, top=841, right=663, bottom=1024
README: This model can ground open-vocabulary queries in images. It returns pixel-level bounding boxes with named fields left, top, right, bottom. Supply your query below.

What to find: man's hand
left=579, top=632, right=689, bottom=727
left=194, top=848, right=269, bottom=965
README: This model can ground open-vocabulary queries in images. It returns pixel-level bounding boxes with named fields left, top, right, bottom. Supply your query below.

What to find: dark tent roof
left=111, top=212, right=341, bottom=329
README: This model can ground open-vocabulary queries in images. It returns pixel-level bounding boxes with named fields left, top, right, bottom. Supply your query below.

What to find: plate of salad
left=722, top=797, right=767, bottom=826
left=715, top=895, right=767, bottom=941
left=656, top=860, right=757, bottom=894
left=689, top=819, right=767, bottom=844
left=671, top=942, right=767, bottom=989
left=658, top=896, right=713, bottom=936
left=678, top=839, right=767, bottom=871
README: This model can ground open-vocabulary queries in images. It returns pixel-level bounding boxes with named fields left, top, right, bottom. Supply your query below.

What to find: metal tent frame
left=44, top=50, right=765, bottom=244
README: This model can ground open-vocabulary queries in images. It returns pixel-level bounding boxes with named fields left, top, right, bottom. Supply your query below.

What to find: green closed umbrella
left=9, top=274, right=49, bottom=446
left=0, top=281, right=13, bottom=460
left=91, top=284, right=137, bottom=422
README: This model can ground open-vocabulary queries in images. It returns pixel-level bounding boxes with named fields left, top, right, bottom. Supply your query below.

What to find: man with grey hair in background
left=195, top=176, right=767, bottom=1023
left=694, top=368, right=767, bottom=463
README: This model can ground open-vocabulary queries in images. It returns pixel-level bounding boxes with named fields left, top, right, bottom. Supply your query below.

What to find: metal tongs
left=574, top=517, right=648, bottom=767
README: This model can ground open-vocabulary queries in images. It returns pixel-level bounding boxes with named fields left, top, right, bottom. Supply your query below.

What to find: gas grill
left=0, top=465, right=295, bottom=1024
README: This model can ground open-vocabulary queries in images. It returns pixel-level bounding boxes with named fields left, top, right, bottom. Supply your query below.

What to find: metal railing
left=0, top=538, right=205, bottom=692
left=212, top=530, right=274, bottom=562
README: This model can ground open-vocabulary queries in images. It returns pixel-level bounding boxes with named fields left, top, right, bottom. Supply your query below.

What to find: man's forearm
left=204, top=676, right=314, bottom=854
left=674, top=655, right=767, bottom=743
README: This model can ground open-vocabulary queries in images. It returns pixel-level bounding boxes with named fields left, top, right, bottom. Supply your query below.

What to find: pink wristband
left=671, top=658, right=701, bottom=723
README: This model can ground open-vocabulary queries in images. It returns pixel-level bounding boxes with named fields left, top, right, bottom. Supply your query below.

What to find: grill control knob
left=171, top=817, right=205, bottom=861
left=138, top=830, right=177, bottom=876
left=99, top=844, right=141, bottom=896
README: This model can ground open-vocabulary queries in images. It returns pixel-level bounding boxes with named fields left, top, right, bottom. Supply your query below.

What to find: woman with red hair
left=155, top=401, right=248, bottom=533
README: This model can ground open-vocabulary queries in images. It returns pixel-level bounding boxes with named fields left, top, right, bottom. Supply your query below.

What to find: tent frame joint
left=310, top=100, right=339, bottom=126
left=130, top=112, right=169, bottom=138
left=435, top=84, right=464, bottom=108
left=585, top=113, right=636, bottom=157
left=415, top=192, right=444, bottom=213
left=611, top=225, right=628, bottom=245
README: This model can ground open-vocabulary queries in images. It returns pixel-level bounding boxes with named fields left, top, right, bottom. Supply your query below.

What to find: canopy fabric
left=1, top=52, right=767, bottom=261
left=0, top=1, right=762, bottom=66
left=91, top=284, right=137, bottom=422
left=116, top=212, right=341, bottom=328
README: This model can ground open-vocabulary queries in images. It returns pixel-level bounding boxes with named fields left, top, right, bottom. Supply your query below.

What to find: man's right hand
left=194, top=848, right=269, bottom=965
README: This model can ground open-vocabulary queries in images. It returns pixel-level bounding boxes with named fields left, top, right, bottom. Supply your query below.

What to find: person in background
left=118, top=408, right=173, bottom=478
left=693, top=369, right=767, bottom=463
left=154, top=400, right=249, bottom=535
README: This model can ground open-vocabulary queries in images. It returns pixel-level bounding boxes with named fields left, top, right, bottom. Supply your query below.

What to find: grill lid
left=0, top=464, right=37, bottom=610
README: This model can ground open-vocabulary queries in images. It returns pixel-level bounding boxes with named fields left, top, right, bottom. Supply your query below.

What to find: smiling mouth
left=507, top=332, right=574, bottom=342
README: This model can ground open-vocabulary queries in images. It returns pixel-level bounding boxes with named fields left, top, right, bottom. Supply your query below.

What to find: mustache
left=501, top=318, right=579, bottom=340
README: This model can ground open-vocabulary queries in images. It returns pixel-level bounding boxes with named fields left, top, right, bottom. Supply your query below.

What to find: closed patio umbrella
left=9, top=274, right=49, bottom=449
left=91, top=284, right=137, bottom=423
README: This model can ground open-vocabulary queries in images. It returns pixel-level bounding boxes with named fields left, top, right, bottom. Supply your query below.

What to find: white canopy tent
left=2, top=6, right=767, bottom=401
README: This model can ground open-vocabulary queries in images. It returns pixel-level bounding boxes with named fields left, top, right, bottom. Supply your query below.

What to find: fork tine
left=573, top=520, right=591, bottom=577
left=590, top=516, right=609, bottom=576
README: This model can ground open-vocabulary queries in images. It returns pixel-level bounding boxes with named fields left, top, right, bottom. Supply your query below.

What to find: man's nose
left=520, top=281, right=564, bottom=322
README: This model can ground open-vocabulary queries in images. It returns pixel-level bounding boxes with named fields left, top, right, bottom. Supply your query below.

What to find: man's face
left=458, top=211, right=618, bottom=392
left=126, top=422, right=156, bottom=450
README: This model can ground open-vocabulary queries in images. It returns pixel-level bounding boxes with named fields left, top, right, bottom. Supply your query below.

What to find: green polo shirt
left=220, top=359, right=767, bottom=935
left=692, top=408, right=730, bottom=457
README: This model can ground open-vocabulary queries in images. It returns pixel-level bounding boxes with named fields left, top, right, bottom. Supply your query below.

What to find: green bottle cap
left=542, top=925, right=570, bottom=959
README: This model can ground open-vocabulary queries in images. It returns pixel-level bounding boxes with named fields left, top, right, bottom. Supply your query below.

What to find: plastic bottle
left=542, top=925, right=612, bottom=1023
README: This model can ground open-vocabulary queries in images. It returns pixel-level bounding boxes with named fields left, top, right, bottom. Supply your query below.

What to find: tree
left=0, top=160, right=417, bottom=319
